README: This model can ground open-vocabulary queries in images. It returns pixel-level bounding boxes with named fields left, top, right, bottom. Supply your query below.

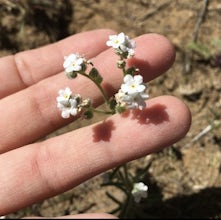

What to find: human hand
left=0, top=29, right=191, bottom=218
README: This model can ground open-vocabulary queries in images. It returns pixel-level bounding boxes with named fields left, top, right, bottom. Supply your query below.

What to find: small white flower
left=106, top=32, right=136, bottom=58
left=63, top=53, right=85, bottom=73
left=115, top=89, right=148, bottom=110
left=121, top=74, right=146, bottom=95
left=120, top=34, right=136, bottom=57
left=115, top=74, right=148, bottom=111
left=131, top=182, right=148, bottom=203
left=60, top=105, right=78, bottom=119
left=106, top=32, right=126, bottom=49
left=127, top=93, right=149, bottom=110
left=56, top=87, right=72, bottom=106
left=56, top=87, right=81, bottom=118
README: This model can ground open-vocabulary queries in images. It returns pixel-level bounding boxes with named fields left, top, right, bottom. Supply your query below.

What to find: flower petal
left=134, top=75, right=143, bottom=84
left=123, top=74, right=133, bottom=83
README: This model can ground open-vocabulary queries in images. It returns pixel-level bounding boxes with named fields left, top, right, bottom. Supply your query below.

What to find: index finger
left=0, top=29, right=115, bottom=98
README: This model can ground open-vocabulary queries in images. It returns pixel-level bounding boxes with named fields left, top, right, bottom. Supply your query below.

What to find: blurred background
left=0, top=0, right=221, bottom=218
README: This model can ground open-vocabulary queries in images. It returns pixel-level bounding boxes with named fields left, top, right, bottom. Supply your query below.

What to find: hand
left=0, top=29, right=191, bottom=218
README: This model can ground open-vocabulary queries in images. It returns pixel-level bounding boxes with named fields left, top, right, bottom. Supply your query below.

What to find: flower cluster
left=106, top=32, right=136, bottom=58
left=63, top=53, right=87, bottom=79
left=57, top=87, right=90, bottom=118
left=56, top=32, right=149, bottom=118
left=115, top=74, right=149, bottom=112
left=131, top=182, right=148, bottom=203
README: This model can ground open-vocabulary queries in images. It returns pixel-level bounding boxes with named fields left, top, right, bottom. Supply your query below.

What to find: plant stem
left=119, top=194, right=134, bottom=218
left=79, top=72, right=110, bottom=105
left=120, top=56, right=127, bottom=76
left=89, top=107, right=114, bottom=115
left=123, top=164, right=131, bottom=188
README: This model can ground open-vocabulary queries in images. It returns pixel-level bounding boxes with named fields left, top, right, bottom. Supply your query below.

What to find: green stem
left=120, top=56, right=127, bottom=76
left=79, top=72, right=109, bottom=105
left=123, top=164, right=131, bottom=188
left=89, top=107, right=114, bottom=115
left=119, top=193, right=134, bottom=218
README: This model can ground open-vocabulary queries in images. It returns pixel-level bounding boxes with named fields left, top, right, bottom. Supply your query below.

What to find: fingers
left=0, top=29, right=115, bottom=98
left=0, top=96, right=191, bottom=215
left=0, top=33, right=175, bottom=153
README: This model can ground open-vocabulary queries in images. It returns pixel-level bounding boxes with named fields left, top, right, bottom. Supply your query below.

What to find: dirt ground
left=0, top=0, right=221, bottom=218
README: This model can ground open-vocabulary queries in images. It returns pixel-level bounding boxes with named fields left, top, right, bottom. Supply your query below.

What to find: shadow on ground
left=132, top=177, right=221, bottom=219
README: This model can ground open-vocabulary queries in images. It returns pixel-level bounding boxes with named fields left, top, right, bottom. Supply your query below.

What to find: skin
left=0, top=29, right=191, bottom=218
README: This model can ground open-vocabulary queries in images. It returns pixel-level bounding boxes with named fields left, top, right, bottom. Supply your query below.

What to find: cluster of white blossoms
left=57, top=32, right=149, bottom=118
left=131, top=182, right=148, bottom=203
left=56, top=87, right=90, bottom=119
left=63, top=53, right=86, bottom=78
left=56, top=87, right=81, bottom=118
left=106, top=33, right=148, bottom=111
left=106, top=32, right=136, bottom=58
left=115, top=74, right=149, bottom=111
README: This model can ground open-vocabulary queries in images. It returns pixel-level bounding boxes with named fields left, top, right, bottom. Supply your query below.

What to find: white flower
left=121, top=74, right=146, bottom=95
left=115, top=74, right=148, bottom=111
left=106, top=32, right=136, bottom=58
left=63, top=53, right=85, bottom=73
left=56, top=87, right=72, bottom=106
left=127, top=92, right=149, bottom=110
left=131, top=182, right=148, bottom=203
left=56, top=87, right=81, bottom=118
left=59, top=99, right=78, bottom=119
left=115, top=89, right=148, bottom=110
left=120, top=34, right=136, bottom=57
left=106, top=32, right=126, bottom=49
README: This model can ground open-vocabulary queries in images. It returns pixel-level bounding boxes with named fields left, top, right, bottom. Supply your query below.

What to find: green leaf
left=109, top=98, right=117, bottom=111
left=116, top=105, right=126, bottom=113
left=126, top=66, right=137, bottom=76
left=65, top=71, right=77, bottom=79
left=89, top=67, right=103, bottom=84
left=187, top=41, right=211, bottom=60
left=82, top=110, right=93, bottom=119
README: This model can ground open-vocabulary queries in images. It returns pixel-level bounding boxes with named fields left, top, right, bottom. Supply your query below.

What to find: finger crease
left=14, top=53, right=35, bottom=87
left=32, top=145, right=58, bottom=194
left=31, top=83, right=59, bottom=135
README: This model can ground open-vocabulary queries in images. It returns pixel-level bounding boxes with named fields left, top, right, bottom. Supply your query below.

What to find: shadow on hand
left=92, top=104, right=169, bottom=143
left=131, top=103, right=169, bottom=125
left=92, top=120, right=116, bottom=142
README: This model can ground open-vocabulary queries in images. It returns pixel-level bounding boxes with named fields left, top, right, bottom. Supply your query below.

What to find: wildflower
left=106, top=32, right=136, bottom=58
left=115, top=90, right=148, bottom=111
left=106, top=32, right=126, bottom=49
left=121, top=74, right=146, bottom=95
left=115, top=74, right=148, bottom=111
left=131, top=182, right=148, bottom=203
left=56, top=87, right=72, bottom=106
left=63, top=53, right=86, bottom=76
left=56, top=87, right=82, bottom=118
left=57, top=33, right=148, bottom=119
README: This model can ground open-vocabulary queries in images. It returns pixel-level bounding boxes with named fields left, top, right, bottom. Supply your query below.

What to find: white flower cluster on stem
left=131, top=182, right=148, bottom=203
left=57, top=32, right=149, bottom=118
left=56, top=87, right=90, bottom=119
left=115, top=74, right=149, bottom=111
left=106, top=32, right=136, bottom=58
left=63, top=53, right=86, bottom=78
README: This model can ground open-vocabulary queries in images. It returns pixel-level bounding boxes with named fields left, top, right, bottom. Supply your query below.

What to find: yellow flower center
left=64, top=94, right=69, bottom=99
